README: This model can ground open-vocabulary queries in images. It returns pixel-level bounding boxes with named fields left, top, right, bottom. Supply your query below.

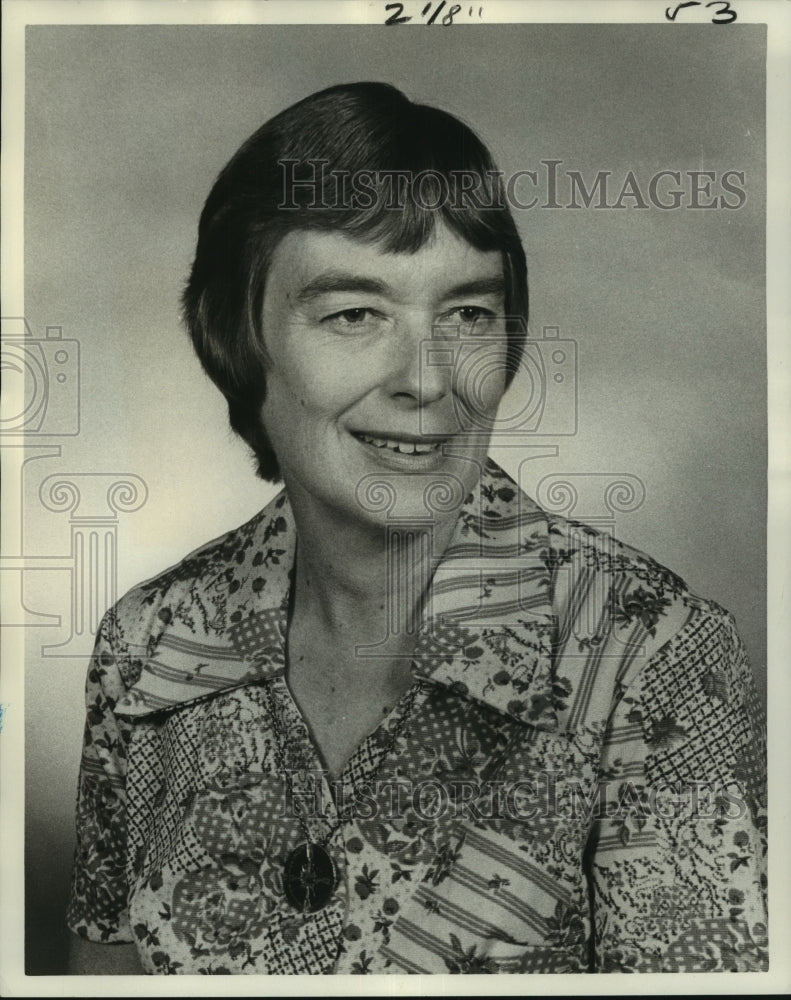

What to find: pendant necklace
left=262, top=678, right=424, bottom=914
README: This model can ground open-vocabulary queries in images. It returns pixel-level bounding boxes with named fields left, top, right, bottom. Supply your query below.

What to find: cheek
left=260, top=361, right=356, bottom=439
left=261, top=349, right=316, bottom=416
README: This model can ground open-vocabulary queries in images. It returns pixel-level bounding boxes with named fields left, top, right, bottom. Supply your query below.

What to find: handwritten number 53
left=666, top=1, right=737, bottom=23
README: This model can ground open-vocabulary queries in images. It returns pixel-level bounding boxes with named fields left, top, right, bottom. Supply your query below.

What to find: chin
left=349, top=464, right=474, bottom=531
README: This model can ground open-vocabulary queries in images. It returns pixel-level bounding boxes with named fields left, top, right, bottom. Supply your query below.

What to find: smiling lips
left=354, top=432, right=445, bottom=455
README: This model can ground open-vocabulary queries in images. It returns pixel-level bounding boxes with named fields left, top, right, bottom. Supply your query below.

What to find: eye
left=333, top=308, right=370, bottom=324
left=322, top=307, right=382, bottom=331
left=446, top=305, right=498, bottom=333
left=456, top=306, right=491, bottom=322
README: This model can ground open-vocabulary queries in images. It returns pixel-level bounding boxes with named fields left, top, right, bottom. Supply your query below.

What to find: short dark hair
left=182, top=81, right=528, bottom=482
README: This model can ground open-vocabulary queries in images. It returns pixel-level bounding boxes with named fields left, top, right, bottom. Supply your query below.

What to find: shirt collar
left=115, top=461, right=558, bottom=732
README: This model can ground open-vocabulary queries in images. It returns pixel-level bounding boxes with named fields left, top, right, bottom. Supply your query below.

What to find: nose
left=386, top=314, right=452, bottom=408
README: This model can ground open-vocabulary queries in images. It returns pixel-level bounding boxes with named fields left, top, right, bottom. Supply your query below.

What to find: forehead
left=265, top=225, right=505, bottom=302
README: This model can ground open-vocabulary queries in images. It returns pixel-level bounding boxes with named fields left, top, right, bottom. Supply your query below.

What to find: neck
left=285, top=485, right=460, bottom=640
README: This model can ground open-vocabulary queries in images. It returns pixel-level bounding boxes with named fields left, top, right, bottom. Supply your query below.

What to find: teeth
left=358, top=433, right=441, bottom=454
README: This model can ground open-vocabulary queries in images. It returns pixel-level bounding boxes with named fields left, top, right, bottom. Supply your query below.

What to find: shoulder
left=97, top=491, right=289, bottom=689
left=482, top=462, right=743, bottom=685
left=549, top=502, right=739, bottom=656
left=510, top=483, right=764, bottom=783
left=545, top=505, right=693, bottom=607
left=479, top=456, right=725, bottom=618
left=543, top=502, right=755, bottom=728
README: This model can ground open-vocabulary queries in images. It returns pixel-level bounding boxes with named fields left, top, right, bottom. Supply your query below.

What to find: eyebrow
left=441, top=276, right=506, bottom=300
left=294, top=271, right=506, bottom=304
left=295, top=272, right=391, bottom=303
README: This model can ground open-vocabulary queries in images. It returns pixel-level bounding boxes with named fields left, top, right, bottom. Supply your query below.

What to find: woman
left=67, top=82, right=767, bottom=974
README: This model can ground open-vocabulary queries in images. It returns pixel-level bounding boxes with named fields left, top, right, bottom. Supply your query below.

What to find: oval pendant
left=283, top=842, right=338, bottom=913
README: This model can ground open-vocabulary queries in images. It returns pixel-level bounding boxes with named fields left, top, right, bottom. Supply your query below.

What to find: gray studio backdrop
left=21, top=24, right=765, bottom=973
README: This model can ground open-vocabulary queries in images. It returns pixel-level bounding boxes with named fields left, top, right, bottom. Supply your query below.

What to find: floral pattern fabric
left=67, top=460, right=767, bottom=974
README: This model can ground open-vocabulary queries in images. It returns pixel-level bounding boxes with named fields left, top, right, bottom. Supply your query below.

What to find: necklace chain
left=262, top=677, right=424, bottom=848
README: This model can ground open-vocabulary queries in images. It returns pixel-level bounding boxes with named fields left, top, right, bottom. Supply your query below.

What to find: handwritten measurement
left=665, top=1, right=737, bottom=24
left=384, top=2, right=484, bottom=25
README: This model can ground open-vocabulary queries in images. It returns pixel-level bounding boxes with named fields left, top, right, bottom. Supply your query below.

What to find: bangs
left=271, top=98, right=515, bottom=256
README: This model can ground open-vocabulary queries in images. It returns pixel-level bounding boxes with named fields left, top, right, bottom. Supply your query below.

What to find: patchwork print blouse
left=67, top=461, right=768, bottom=974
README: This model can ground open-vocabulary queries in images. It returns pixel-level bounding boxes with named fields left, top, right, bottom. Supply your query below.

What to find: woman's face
left=259, top=222, right=509, bottom=531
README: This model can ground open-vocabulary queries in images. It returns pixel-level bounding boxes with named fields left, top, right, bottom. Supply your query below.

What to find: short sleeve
left=66, top=612, right=135, bottom=942
left=587, top=608, right=768, bottom=972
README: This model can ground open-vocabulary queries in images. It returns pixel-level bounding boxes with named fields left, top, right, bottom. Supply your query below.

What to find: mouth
left=351, top=431, right=447, bottom=455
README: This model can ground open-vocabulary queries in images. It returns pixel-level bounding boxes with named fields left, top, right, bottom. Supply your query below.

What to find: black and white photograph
left=1, top=0, right=788, bottom=993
